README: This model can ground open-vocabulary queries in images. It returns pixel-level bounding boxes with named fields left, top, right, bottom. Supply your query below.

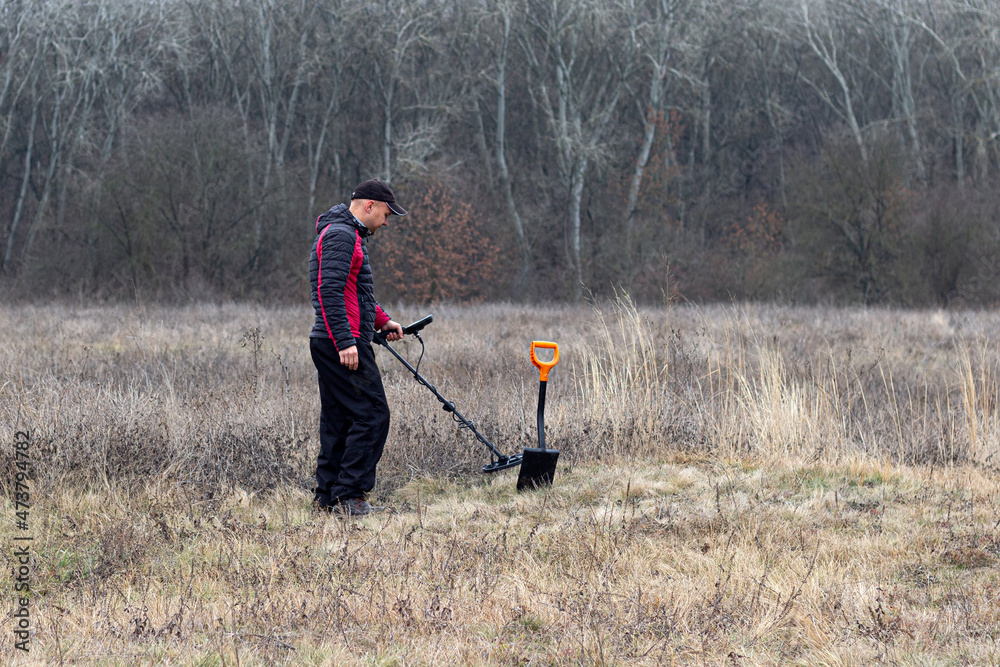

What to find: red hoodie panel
left=342, top=233, right=364, bottom=338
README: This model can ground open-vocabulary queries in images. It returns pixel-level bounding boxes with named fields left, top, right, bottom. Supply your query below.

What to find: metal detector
left=373, top=315, right=523, bottom=473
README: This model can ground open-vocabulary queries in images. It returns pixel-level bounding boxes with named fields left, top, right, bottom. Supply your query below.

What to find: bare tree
left=473, top=0, right=533, bottom=284
left=665, top=0, right=732, bottom=235
left=908, top=0, right=976, bottom=187
left=303, top=2, right=354, bottom=215
left=360, top=0, right=435, bottom=183
left=0, top=1, right=40, bottom=163
left=191, top=0, right=317, bottom=261
left=3, top=0, right=1000, bottom=304
left=850, top=0, right=927, bottom=182
left=519, top=0, right=638, bottom=298
left=3, top=69, right=39, bottom=274
left=743, top=0, right=795, bottom=210
left=939, top=0, right=1000, bottom=181
left=623, top=0, right=687, bottom=249
left=800, top=0, right=870, bottom=161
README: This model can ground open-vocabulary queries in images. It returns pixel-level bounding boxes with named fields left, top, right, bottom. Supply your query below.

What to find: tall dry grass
left=2, top=298, right=1000, bottom=495
left=4, top=299, right=1000, bottom=665
left=574, top=298, right=1000, bottom=470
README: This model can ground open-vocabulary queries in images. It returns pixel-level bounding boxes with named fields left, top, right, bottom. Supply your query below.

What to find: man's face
left=361, top=200, right=392, bottom=233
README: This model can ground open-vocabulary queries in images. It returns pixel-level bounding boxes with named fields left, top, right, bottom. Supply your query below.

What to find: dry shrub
left=373, top=180, right=502, bottom=304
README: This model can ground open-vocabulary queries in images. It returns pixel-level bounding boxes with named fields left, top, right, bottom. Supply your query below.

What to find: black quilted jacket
left=309, top=204, right=391, bottom=350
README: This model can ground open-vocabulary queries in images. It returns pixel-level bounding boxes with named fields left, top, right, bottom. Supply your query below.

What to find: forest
left=1, top=0, right=999, bottom=305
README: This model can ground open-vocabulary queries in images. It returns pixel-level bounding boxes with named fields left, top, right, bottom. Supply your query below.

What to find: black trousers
left=310, top=337, right=390, bottom=504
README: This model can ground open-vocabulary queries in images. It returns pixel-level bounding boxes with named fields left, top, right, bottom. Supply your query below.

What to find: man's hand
left=339, top=345, right=359, bottom=370
left=380, top=320, right=404, bottom=342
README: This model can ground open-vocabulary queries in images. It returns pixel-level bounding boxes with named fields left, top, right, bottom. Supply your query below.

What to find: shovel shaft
left=537, top=380, right=547, bottom=450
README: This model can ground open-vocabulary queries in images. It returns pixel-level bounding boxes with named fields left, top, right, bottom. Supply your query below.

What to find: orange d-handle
left=530, top=341, right=560, bottom=382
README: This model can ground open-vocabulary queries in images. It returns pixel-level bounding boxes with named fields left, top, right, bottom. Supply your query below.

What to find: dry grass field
left=2, top=298, right=1000, bottom=665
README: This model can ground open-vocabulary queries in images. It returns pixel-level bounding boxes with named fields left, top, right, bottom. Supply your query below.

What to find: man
left=309, top=179, right=406, bottom=516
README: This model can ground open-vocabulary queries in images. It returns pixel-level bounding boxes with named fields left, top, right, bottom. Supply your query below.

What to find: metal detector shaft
left=374, top=332, right=521, bottom=471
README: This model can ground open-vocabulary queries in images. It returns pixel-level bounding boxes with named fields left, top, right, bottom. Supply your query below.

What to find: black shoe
left=333, top=497, right=382, bottom=516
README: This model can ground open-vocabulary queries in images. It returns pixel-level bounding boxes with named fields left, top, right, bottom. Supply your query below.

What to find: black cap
left=351, top=179, right=408, bottom=216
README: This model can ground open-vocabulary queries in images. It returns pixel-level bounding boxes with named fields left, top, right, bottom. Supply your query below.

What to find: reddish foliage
left=727, top=202, right=784, bottom=257
left=640, top=108, right=683, bottom=207
left=374, top=182, right=501, bottom=304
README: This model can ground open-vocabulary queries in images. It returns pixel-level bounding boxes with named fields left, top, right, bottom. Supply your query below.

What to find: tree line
left=2, top=0, right=1000, bottom=305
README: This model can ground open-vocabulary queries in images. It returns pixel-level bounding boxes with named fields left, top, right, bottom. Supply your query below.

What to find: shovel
left=516, top=341, right=560, bottom=491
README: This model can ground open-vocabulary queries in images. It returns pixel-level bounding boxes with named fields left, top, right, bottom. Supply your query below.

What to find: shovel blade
left=516, top=448, right=559, bottom=491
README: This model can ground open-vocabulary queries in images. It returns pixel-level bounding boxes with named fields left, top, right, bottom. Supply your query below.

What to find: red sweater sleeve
left=374, top=304, right=391, bottom=330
